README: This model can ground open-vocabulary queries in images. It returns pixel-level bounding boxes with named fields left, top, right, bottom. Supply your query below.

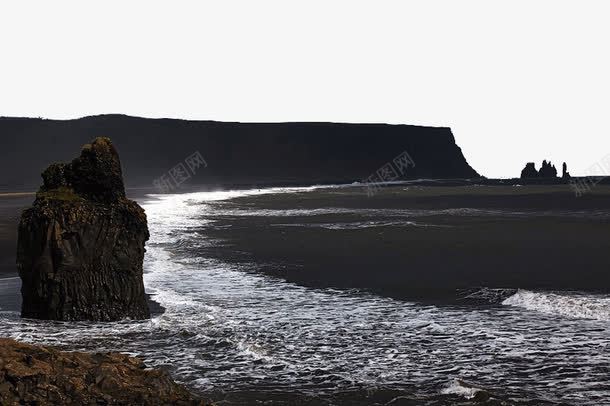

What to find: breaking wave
left=440, top=379, right=486, bottom=400
left=502, top=289, right=610, bottom=321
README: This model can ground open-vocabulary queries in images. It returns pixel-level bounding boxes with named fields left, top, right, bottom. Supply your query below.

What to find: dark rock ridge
left=17, top=137, right=150, bottom=321
left=539, top=160, right=558, bottom=178
left=520, top=160, right=566, bottom=179
left=0, top=338, right=205, bottom=405
left=562, top=162, right=571, bottom=179
left=520, top=162, right=539, bottom=178
left=0, top=115, right=479, bottom=190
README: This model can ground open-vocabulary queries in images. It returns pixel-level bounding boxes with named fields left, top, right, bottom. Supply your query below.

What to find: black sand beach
left=194, top=184, right=610, bottom=300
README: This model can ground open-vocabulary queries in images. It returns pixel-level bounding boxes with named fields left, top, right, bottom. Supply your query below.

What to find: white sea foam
left=502, top=289, right=610, bottom=321
left=440, top=379, right=484, bottom=399
left=270, top=220, right=445, bottom=230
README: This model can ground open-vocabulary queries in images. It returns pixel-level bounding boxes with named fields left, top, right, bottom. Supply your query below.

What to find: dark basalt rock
left=520, top=160, right=560, bottom=179
left=0, top=115, right=480, bottom=189
left=520, top=162, right=538, bottom=178
left=0, top=338, right=206, bottom=405
left=17, top=137, right=150, bottom=321
left=562, top=162, right=571, bottom=179
left=67, top=139, right=127, bottom=202
left=539, top=160, right=557, bottom=178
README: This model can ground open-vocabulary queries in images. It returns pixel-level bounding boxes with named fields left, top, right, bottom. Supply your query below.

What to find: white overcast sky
left=1, top=1, right=609, bottom=178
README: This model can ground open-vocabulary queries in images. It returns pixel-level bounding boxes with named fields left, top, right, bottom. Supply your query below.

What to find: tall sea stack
left=17, top=137, right=150, bottom=321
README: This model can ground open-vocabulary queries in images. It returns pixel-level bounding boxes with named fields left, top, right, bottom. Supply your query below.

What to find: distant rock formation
left=0, top=338, right=205, bottom=405
left=17, top=137, right=150, bottom=321
left=520, top=160, right=562, bottom=179
left=539, top=160, right=557, bottom=178
left=520, top=162, right=539, bottom=178
left=562, top=162, right=571, bottom=179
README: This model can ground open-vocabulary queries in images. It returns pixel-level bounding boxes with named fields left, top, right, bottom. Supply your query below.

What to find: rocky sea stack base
left=17, top=137, right=150, bottom=321
left=0, top=338, right=205, bottom=405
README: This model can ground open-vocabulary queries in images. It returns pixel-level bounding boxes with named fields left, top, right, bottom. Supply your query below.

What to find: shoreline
left=3, top=182, right=610, bottom=297
left=196, top=184, right=610, bottom=299
left=1, top=174, right=608, bottom=198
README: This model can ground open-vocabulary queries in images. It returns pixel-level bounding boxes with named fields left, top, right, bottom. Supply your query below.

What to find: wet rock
left=17, top=137, right=150, bottom=321
left=0, top=338, right=206, bottom=405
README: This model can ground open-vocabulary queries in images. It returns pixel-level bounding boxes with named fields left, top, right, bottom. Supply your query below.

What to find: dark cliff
left=0, top=115, right=479, bottom=191
left=17, top=137, right=150, bottom=321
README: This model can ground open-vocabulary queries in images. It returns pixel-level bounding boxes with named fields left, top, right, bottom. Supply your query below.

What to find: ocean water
left=1, top=185, right=609, bottom=405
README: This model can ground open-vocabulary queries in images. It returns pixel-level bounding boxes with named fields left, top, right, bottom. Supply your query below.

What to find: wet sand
left=198, top=184, right=610, bottom=300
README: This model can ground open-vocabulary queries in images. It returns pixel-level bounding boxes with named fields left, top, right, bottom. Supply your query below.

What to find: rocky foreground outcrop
left=0, top=338, right=205, bottom=405
left=17, top=137, right=150, bottom=321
